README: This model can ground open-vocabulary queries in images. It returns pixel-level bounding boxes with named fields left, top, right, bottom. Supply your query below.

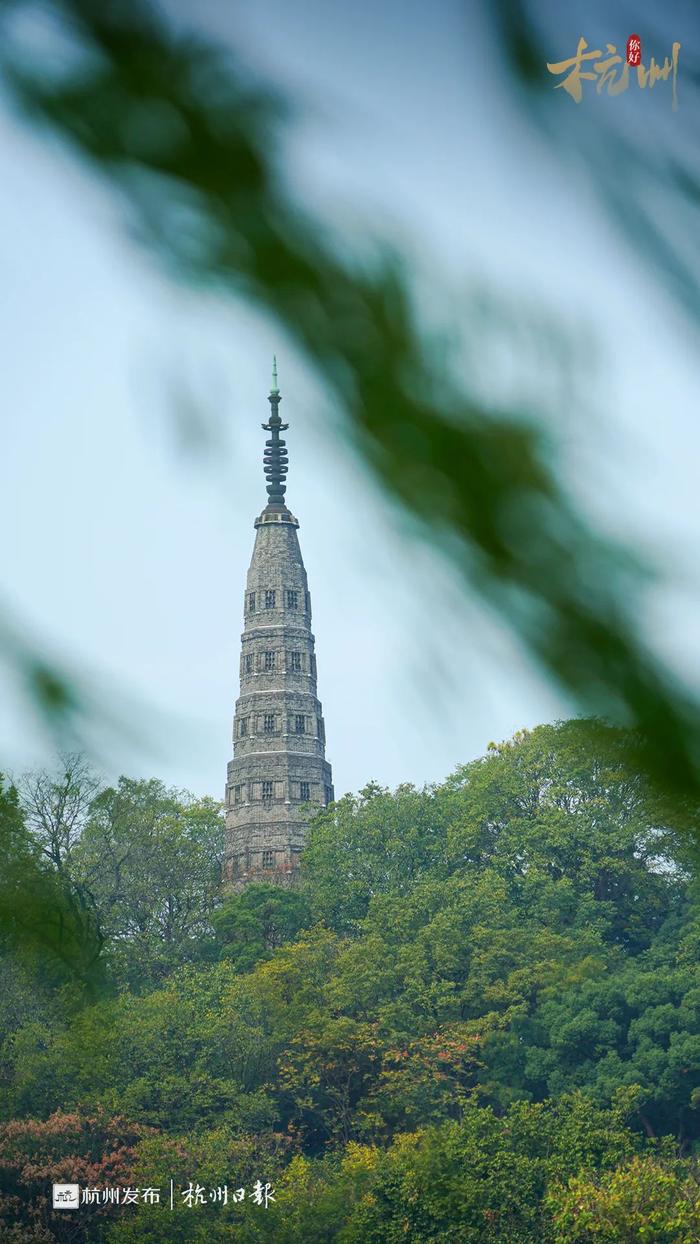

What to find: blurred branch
left=0, top=0, right=699, bottom=832
left=0, top=599, right=156, bottom=761
left=0, top=602, right=96, bottom=750
left=488, top=0, right=700, bottom=326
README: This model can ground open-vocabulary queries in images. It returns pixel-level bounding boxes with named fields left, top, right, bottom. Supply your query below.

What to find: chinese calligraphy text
left=547, top=37, right=681, bottom=109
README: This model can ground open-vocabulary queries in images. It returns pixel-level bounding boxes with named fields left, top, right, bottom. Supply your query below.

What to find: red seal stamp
left=627, top=34, right=642, bottom=66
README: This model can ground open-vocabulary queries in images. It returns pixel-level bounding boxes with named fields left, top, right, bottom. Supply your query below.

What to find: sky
left=1, top=0, right=699, bottom=799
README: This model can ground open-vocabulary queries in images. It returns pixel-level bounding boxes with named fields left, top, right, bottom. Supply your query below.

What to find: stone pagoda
left=223, top=361, right=334, bottom=888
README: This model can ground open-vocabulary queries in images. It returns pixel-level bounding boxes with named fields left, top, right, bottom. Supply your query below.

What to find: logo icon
left=52, top=1184, right=79, bottom=1209
left=547, top=36, right=680, bottom=109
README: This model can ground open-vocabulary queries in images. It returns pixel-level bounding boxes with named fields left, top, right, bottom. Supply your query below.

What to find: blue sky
left=1, top=0, right=698, bottom=798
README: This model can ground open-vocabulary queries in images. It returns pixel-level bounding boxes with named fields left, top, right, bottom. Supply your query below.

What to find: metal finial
left=262, top=361, right=288, bottom=508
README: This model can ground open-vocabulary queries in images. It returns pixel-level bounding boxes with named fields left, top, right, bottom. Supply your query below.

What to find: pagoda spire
left=224, top=367, right=334, bottom=889
left=261, top=356, right=289, bottom=509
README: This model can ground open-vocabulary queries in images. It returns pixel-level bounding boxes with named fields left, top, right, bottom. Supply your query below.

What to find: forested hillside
left=1, top=720, right=699, bottom=1242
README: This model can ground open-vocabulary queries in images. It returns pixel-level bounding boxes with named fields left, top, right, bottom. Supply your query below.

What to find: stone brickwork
left=223, top=373, right=333, bottom=888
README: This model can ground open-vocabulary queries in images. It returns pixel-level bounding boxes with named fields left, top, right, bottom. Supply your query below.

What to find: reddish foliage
left=0, top=1108, right=156, bottom=1243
